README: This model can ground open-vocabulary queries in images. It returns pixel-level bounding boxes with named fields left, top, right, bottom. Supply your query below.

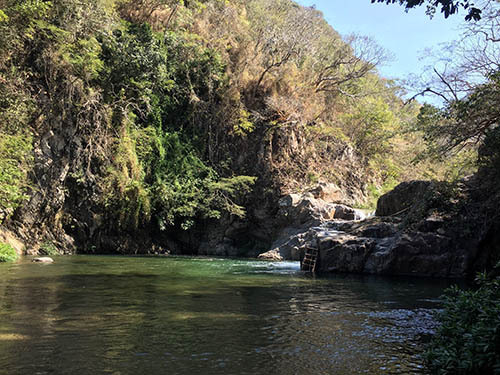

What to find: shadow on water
left=0, top=256, right=461, bottom=374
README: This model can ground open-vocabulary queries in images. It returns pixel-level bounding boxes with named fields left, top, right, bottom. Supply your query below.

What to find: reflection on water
left=0, top=256, right=453, bottom=374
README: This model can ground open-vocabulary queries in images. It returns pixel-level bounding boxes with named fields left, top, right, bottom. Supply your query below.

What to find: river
left=0, top=256, right=455, bottom=374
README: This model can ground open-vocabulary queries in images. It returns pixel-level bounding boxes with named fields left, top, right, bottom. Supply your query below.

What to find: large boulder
left=277, top=194, right=365, bottom=228
left=332, top=204, right=365, bottom=221
left=312, top=219, right=468, bottom=277
left=263, top=226, right=323, bottom=261
left=361, top=232, right=458, bottom=276
left=318, top=232, right=375, bottom=273
left=376, top=181, right=432, bottom=216
left=262, top=191, right=366, bottom=261
left=309, top=182, right=346, bottom=203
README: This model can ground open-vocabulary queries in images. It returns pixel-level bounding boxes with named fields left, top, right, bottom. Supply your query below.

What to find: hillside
left=0, top=0, right=464, bottom=256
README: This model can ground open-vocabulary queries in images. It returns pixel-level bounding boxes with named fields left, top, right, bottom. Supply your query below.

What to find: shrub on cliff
left=0, top=134, right=33, bottom=220
left=425, top=269, right=500, bottom=374
left=0, top=242, right=18, bottom=262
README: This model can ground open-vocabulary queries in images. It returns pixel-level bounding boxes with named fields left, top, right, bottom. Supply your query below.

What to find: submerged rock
left=32, top=257, right=54, bottom=263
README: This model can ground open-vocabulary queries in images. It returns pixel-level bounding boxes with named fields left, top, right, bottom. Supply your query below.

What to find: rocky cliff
left=261, top=179, right=500, bottom=278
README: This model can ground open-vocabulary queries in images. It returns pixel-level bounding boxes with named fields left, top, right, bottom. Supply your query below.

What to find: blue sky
left=296, top=0, right=465, bottom=81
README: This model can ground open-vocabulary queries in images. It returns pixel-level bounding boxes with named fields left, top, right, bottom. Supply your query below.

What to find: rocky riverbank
left=259, top=180, right=500, bottom=278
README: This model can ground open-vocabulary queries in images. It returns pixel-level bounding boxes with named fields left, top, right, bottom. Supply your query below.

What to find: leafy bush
left=0, top=242, right=18, bottom=262
left=425, top=271, right=500, bottom=374
left=0, top=133, right=33, bottom=218
left=99, top=23, right=255, bottom=232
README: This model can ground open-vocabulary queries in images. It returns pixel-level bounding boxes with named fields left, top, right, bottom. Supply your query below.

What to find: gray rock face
left=318, top=232, right=375, bottom=273
left=277, top=193, right=365, bottom=227
left=314, top=219, right=467, bottom=277
left=261, top=178, right=498, bottom=278
left=262, top=210, right=474, bottom=277
left=309, top=182, right=346, bottom=203
left=376, top=181, right=432, bottom=216
left=263, top=190, right=366, bottom=261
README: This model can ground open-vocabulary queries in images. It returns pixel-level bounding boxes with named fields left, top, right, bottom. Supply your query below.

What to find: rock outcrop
left=260, top=179, right=500, bottom=278
left=376, top=180, right=432, bottom=216
left=260, top=215, right=477, bottom=277
left=315, top=219, right=465, bottom=277
left=259, top=188, right=366, bottom=261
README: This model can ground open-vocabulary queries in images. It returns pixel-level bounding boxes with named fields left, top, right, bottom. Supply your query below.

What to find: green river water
left=0, top=256, right=455, bottom=374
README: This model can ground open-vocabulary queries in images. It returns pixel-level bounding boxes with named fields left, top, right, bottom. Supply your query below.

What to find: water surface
left=0, top=256, right=452, bottom=374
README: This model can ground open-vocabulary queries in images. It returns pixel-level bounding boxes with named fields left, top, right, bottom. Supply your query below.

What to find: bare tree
left=407, top=0, right=500, bottom=104
left=312, top=34, right=390, bottom=94
left=246, top=0, right=322, bottom=94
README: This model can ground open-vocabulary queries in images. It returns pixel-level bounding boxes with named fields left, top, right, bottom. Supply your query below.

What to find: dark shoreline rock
left=376, top=181, right=432, bottom=217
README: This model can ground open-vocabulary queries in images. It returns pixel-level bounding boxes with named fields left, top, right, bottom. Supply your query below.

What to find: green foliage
left=0, top=133, right=33, bottom=218
left=207, top=175, right=257, bottom=219
left=413, top=72, right=500, bottom=182
left=0, top=242, right=18, bottom=262
left=105, top=114, right=256, bottom=231
left=425, top=270, right=500, bottom=374
left=372, top=0, right=482, bottom=20
left=0, top=79, right=36, bottom=135
left=39, top=241, right=59, bottom=256
left=61, top=37, right=104, bottom=81
left=341, top=96, right=396, bottom=161
left=98, top=21, right=255, bottom=232
left=359, top=176, right=399, bottom=210
left=144, top=132, right=256, bottom=230
left=233, top=109, right=255, bottom=137
left=104, top=120, right=152, bottom=231
left=0, top=10, right=9, bottom=23
left=0, top=0, right=439, bottom=242
left=307, top=172, right=319, bottom=184
left=418, top=73, right=500, bottom=158
left=150, top=131, right=220, bottom=230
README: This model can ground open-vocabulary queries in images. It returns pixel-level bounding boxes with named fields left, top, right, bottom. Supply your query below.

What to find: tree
left=405, top=0, right=499, bottom=104
left=311, top=34, right=389, bottom=95
left=246, top=0, right=322, bottom=94
left=117, top=0, right=181, bottom=26
left=416, top=72, right=500, bottom=157
left=372, top=0, right=482, bottom=20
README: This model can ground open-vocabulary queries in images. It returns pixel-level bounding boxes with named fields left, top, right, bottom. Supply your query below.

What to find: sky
left=296, top=0, right=466, bottom=84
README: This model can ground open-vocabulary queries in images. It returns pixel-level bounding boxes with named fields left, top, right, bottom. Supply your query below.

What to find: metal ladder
left=301, top=246, right=319, bottom=272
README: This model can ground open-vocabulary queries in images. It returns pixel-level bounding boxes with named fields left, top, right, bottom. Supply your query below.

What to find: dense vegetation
left=0, top=0, right=456, bottom=252
left=425, top=270, right=500, bottom=374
